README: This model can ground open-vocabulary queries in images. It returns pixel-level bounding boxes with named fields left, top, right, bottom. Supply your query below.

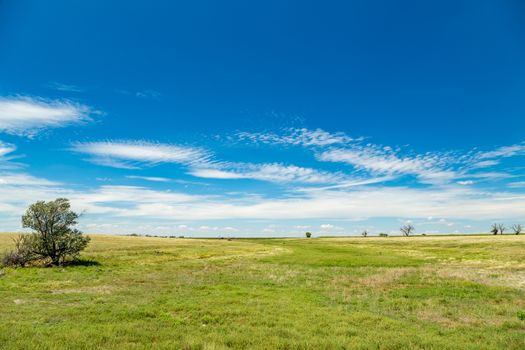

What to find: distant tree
left=21, top=198, right=90, bottom=266
left=379, top=233, right=388, bottom=237
left=497, top=223, right=506, bottom=235
left=305, top=232, right=312, bottom=238
left=361, top=230, right=368, bottom=237
left=400, top=224, right=414, bottom=236
left=511, top=224, right=522, bottom=235
left=490, top=223, right=499, bottom=235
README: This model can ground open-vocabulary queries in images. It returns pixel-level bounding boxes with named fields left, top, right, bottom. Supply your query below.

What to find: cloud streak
left=237, top=128, right=355, bottom=147
left=0, top=96, right=94, bottom=137
left=189, top=162, right=346, bottom=184
left=71, top=140, right=211, bottom=169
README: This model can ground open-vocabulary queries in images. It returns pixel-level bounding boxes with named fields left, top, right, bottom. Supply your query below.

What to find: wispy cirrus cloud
left=72, top=138, right=350, bottom=185
left=238, top=127, right=525, bottom=186
left=0, top=96, right=95, bottom=137
left=0, top=172, right=59, bottom=186
left=47, top=82, right=83, bottom=92
left=189, top=162, right=346, bottom=184
left=116, top=89, right=162, bottom=100
left=316, top=146, right=459, bottom=184
left=0, top=141, right=24, bottom=170
left=71, top=140, right=212, bottom=169
left=126, top=175, right=172, bottom=182
left=478, top=144, right=525, bottom=159
left=0, top=141, right=16, bottom=159
left=237, top=127, right=355, bottom=147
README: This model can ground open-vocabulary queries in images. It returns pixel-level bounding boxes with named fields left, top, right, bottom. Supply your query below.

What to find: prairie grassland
left=0, top=234, right=524, bottom=349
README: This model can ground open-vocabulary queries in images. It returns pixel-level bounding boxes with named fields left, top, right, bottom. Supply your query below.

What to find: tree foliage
left=305, top=232, right=312, bottom=238
left=18, top=198, right=90, bottom=266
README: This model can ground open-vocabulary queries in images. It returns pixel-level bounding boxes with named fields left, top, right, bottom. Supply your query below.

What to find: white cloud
left=0, top=141, right=25, bottom=170
left=117, top=89, right=162, bottom=100
left=508, top=181, right=525, bottom=188
left=126, top=175, right=171, bottom=182
left=237, top=128, right=525, bottom=187
left=47, top=82, right=83, bottom=92
left=2, top=172, right=525, bottom=235
left=317, top=146, right=457, bottom=184
left=0, top=96, right=94, bottom=137
left=71, top=140, right=211, bottom=169
left=320, top=224, right=343, bottom=230
left=480, top=144, right=525, bottom=159
left=468, top=172, right=513, bottom=180
left=0, top=172, right=59, bottom=186
left=238, top=127, right=354, bottom=147
left=457, top=180, right=474, bottom=185
left=473, top=160, right=499, bottom=168
left=189, top=163, right=345, bottom=184
left=0, top=141, right=16, bottom=158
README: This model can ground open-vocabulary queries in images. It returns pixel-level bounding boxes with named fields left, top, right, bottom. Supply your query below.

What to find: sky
left=1, top=0, right=525, bottom=237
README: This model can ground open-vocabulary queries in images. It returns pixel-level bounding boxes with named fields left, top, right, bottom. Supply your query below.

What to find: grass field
left=1, top=233, right=524, bottom=349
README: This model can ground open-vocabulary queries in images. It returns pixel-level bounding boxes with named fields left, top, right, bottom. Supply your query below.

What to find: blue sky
left=1, top=0, right=524, bottom=236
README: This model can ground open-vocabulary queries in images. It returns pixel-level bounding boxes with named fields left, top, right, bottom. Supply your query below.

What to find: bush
left=305, top=232, right=312, bottom=238
left=518, top=310, right=525, bottom=321
left=1, top=235, right=37, bottom=267
left=20, top=198, right=90, bottom=266
left=379, top=233, right=388, bottom=237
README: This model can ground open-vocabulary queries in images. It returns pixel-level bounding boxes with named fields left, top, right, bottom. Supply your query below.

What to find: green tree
left=305, top=232, right=312, bottom=238
left=21, top=198, right=90, bottom=266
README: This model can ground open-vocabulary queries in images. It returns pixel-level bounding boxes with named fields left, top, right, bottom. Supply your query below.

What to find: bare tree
left=400, top=224, right=414, bottom=236
left=361, top=230, right=368, bottom=237
left=497, top=223, right=505, bottom=235
left=490, top=223, right=499, bottom=235
left=511, top=224, right=522, bottom=235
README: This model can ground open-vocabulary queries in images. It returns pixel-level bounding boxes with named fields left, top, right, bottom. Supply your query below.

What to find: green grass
left=1, top=234, right=524, bottom=349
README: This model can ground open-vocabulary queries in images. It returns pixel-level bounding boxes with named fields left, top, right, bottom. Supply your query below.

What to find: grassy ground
left=0, top=233, right=524, bottom=349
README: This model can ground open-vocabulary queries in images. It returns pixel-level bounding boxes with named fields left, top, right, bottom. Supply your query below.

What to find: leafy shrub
left=20, top=198, right=90, bottom=266
left=517, top=310, right=525, bottom=321
left=305, top=232, right=312, bottom=238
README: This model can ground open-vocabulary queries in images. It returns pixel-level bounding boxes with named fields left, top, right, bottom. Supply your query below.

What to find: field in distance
left=1, top=234, right=524, bottom=349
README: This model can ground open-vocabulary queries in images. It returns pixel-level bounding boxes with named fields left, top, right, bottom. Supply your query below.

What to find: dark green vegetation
left=3, top=199, right=89, bottom=267
left=1, top=234, right=524, bottom=349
